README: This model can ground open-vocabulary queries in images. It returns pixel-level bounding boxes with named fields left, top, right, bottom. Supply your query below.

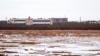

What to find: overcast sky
left=0, top=0, right=100, bottom=21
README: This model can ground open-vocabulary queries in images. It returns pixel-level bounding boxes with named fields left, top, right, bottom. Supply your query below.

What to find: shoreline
left=0, top=30, right=100, bottom=36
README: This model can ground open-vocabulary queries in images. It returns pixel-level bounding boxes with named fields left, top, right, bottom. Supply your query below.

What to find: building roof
left=51, top=18, right=68, bottom=19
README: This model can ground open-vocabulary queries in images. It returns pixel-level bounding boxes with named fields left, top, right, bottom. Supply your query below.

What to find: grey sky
left=0, top=0, right=100, bottom=21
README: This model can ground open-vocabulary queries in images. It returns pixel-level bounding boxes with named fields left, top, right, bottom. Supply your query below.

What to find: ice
left=0, top=32, right=100, bottom=56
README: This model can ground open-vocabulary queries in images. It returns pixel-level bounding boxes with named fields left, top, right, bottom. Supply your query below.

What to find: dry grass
left=0, top=30, right=100, bottom=37
left=0, top=45, right=18, bottom=47
left=19, top=41, right=38, bottom=44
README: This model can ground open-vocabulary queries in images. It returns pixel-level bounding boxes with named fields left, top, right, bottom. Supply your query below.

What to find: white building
left=8, top=17, right=33, bottom=25
left=8, top=18, right=27, bottom=24
left=8, top=17, right=68, bottom=25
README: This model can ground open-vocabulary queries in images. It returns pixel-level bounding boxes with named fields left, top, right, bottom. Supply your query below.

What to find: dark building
left=51, top=18, right=68, bottom=24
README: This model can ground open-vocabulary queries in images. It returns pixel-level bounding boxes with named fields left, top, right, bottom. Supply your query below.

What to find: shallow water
left=0, top=31, right=100, bottom=56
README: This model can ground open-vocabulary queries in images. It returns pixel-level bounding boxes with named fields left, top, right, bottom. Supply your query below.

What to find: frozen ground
left=0, top=31, right=100, bottom=56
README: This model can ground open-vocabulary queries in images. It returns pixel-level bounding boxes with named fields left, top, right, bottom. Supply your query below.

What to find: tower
left=26, top=16, right=33, bottom=25
left=80, top=17, right=81, bottom=22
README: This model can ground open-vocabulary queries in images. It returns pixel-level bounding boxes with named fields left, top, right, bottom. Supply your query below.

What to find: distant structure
left=50, top=18, right=68, bottom=24
left=86, top=21, right=100, bottom=24
left=8, top=17, right=68, bottom=25
left=32, top=18, right=52, bottom=25
left=26, top=16, right=33, bottom=25
left=80, top=17, right=81, bottom=22
left=8, top=18, right=26, bottom=24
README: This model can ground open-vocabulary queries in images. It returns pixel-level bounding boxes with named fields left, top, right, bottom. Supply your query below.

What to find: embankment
left=0, top=22, right=100, bottom=30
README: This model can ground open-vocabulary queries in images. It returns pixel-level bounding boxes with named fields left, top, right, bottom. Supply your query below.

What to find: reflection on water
left=0, top=31, right=100, bottom=56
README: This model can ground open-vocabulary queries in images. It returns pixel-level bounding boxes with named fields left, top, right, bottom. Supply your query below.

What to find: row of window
left=11, top=20, right=51, bottom=22
left=33, top=20, right=51, bottom=22
left=53, top=19, right=67, bottom=21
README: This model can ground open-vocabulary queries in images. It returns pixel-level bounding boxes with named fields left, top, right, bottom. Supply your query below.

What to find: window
left=62, top=19, right=67, bottom=21
left=33, top=20, right=50, bottom=22
left=55, top=19, right=59, bottom=21
left=14, top=20, right=26, bottom=21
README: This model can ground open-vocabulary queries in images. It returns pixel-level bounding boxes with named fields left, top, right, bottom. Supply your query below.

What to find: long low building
left=32, top=19, right=52, bottom=25
left=8, top=17, right=68, bottom=25
left=9, top=19, right=26, bottom=23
